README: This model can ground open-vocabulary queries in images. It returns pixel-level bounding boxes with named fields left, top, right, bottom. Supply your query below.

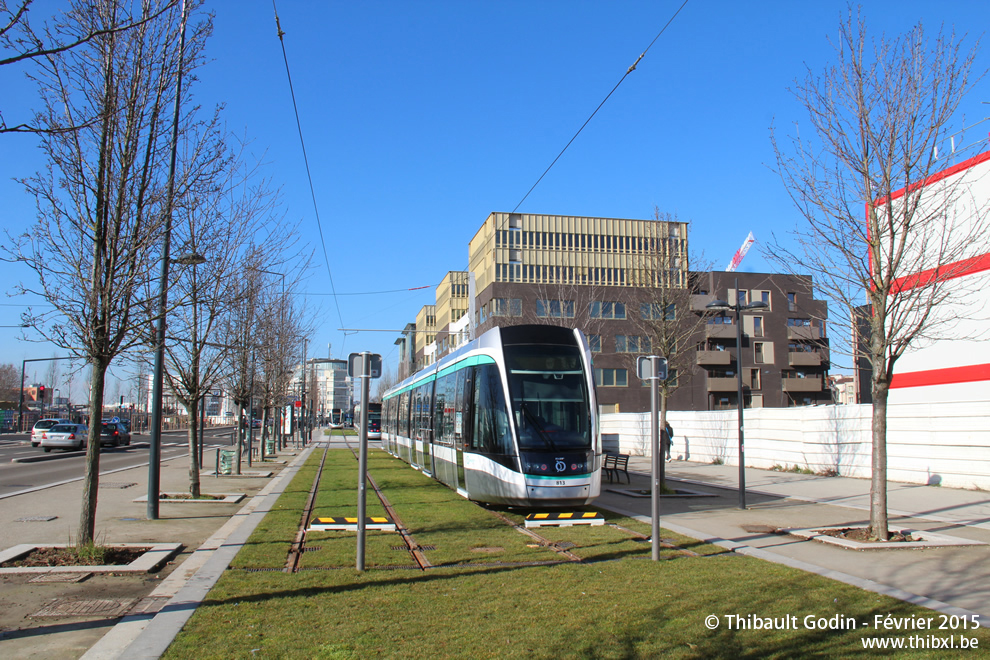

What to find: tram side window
left=472, top=364, right=512, bottom=455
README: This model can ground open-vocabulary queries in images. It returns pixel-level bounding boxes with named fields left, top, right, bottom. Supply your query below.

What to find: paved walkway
left=3, top=440, right=990, bottom=658
left=597, top=457, right=990, bottom=626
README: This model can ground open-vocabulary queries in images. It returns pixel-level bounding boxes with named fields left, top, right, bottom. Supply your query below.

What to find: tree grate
left=29, top=572, right=91, bottom=583
left=16, top=515, right=57, bottom=522
left=100, top=482, right=137, bottom=489
left=31, top=598, right=136, bottom=618
left=392, top=545, right=436, bottom=551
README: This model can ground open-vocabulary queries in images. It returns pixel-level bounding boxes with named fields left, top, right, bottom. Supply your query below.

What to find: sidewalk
left=597, top=456, right=990, bottom=624
left=4, top=443, right=990, bottom=658
left=0, top=433, right=314, bottom=659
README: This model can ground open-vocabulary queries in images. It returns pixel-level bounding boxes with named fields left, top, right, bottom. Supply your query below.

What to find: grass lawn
left=164, top=449, right=990, bottom=659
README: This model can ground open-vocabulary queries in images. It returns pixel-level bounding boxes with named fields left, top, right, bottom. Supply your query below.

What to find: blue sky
left=2, top=0, right=988, bottom=394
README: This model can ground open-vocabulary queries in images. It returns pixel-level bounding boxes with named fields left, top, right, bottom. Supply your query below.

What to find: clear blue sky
left=2, top=0, right=988, bottom=394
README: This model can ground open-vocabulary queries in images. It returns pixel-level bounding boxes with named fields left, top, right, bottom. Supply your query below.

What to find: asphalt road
left=0, top=427, right=237, bottom=499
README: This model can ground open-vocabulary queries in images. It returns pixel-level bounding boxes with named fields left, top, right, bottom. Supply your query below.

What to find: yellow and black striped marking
left=309, top=516, right=397, bottom=532
left=524, top=511, right=605, bottom=528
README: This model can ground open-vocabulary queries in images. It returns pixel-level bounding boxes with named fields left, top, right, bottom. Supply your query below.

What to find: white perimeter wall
left=601, top=401, right=990, bottom=490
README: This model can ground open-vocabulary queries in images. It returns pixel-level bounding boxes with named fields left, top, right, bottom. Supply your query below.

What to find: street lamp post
left=706, top=278, right=768, bottom=509
left=147, top=0, right=192, bottom=521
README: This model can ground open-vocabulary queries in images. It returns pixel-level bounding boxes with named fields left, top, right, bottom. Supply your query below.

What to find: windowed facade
left=640, top=302, right=675, bottom=320
left=536, top=299, right=575, bottom=318
left=615, top=335, right=651, bottom=353
left=587, top=335, right=601, bottom=353
left=404, top=215, right=832, bottom=412
left=590, top=301, right=626, bottom=319
left=595, top=368, right=628, bottom=387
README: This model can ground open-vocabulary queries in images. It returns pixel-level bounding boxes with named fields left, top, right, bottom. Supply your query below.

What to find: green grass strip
left=166, top=449, right=990, bottom=659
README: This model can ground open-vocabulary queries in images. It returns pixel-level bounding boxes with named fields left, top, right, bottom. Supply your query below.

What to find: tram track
left=284, top=435, right=697, bottom=573
left=285, top=441, right=330, bottom=573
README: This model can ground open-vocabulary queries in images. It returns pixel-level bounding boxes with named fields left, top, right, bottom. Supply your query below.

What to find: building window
left=615, top=335, right=651, bottom=353
left=752, top=316, right=763, bottom=337
left=640, top=303, right=675, bottom=321
left=589, top=301, right=626, bottom=319
left=751, top=368, right=761, bottom=390
left=492, top=298, right=522, bottom=317
left=787, top=318, right=811, bottom=326
left=787, top=292, right=797, bottom=312
left=595, top=368, right=628, bottom=387
left=708, top=315, right=733, bottom=325
left=754, top=342, right=765, bottom=364
left=588, top=335, right=601, bottom=353
left=737, top=289, right=748, bottom=305
left=536, top=299, right=575, bottom=318
left=757, top=290, right=771, bottom=307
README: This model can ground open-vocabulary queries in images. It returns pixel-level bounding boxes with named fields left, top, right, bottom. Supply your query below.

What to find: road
left=0, top=427, right=237, bottom=499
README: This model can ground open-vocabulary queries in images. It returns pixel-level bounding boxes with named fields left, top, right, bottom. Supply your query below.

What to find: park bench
left=603, top=453, right=630, bottom=483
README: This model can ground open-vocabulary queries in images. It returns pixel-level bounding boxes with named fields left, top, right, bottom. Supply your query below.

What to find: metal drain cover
left=740, top=524, right=782, bottom=534
left=29, top=572, right=91, bottom=583
left=31, top=598, right=136, bottom=618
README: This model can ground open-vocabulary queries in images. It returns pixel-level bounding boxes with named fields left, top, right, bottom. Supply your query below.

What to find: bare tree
left=0, top=362, right=21, bottom=401
left=5, top=0, right=213, bottom=544
left=1, top=0, right=179, bottom=133
left=158, top=142, right=281, bottom=496
left=634, top=209, right=714, bottom=482
left=767, top=10, right=986, bottom=539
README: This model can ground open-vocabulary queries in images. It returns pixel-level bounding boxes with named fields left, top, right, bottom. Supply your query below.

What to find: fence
left=601, top=399, right=990, bottom=491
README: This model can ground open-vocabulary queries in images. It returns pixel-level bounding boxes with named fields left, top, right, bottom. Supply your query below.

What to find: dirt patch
left=815, top=527, right=917, bottom=543
left=1, top=546, right=147, bottom=568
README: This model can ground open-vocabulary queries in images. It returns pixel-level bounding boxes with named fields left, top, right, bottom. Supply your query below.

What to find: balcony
left=705, top=323, right=736, bottom=340
left=707, top=377, right=738, bottom=392
left=697, top=350, right=732, bottom=366
left=787, top=326, right=823, bottom=341
left=690, top=294, right=716, bottom=311
left=788, top=351, right=822, bottom=367
left=782, top=376, right=823, bottom=393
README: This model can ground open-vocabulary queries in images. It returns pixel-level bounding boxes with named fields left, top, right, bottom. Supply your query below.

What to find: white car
left=40, top=423, right=88, bottom=452
left=31, top=418, right=72, bottom=447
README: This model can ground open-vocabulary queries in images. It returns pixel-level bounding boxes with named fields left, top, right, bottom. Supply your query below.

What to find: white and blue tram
left=381, top=324, right=601, bottom=506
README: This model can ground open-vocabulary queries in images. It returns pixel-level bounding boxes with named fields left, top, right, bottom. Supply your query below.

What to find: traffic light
left=38, top=385, right=46, bottom=401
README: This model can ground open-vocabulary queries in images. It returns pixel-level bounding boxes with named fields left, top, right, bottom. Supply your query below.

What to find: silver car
left=40, top=423, right=88, bottom=452
left=31, top=418, right=71, bottom=447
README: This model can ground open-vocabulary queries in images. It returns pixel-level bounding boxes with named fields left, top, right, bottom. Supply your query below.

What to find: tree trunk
left=187, top=397, right=201, bottom=498
left=79, top=359, right=107, bottom=545
left=235, top=402, right=244, bottom=475
left=870, top=381, right=890, bottom=541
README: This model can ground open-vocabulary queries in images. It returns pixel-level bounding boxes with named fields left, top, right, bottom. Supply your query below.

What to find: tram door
left=454, top=369, right=470, bottom=489
left=415, top=382, right=433, bottom=474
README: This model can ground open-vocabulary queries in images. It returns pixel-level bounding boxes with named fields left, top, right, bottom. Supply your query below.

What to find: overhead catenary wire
left=510, top=0, right=691, bottom=213
left=271, top=1, right=349, bottom=349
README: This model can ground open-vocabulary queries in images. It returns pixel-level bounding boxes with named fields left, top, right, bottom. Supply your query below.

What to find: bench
left=603, top=453, right=630, bottom=483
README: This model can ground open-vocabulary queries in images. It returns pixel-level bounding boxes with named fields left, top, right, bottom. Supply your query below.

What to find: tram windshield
left=504, top=344, right=592, bottom=451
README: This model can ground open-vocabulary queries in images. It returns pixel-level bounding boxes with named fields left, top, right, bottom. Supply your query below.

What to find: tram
left=354, top=402, right=382, bottom=440
left=381, top=324, right=601, bottom=506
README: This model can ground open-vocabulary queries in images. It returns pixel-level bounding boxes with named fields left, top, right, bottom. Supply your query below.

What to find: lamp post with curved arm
left=706, top=278, right=768, bottom=510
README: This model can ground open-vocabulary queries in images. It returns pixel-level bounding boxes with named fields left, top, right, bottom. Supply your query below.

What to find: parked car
left=100, top=422, right=131, bottom=447
left=40, top=423, right=88, bottom=452
left=31, top=418, right=72, bottom=447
